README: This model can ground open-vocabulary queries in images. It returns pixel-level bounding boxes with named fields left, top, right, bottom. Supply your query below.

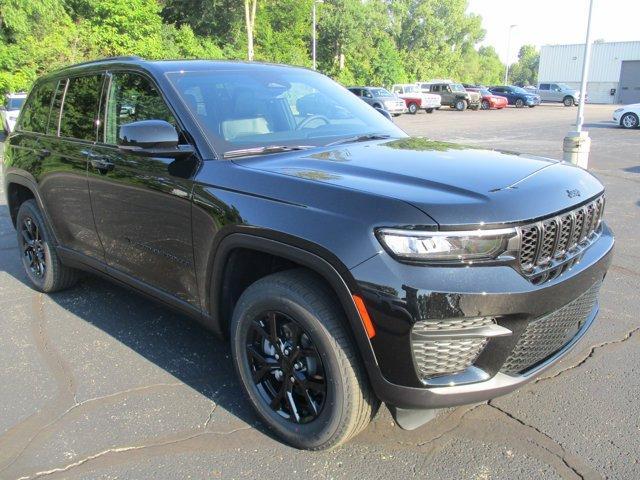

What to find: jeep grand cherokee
left=3, top=57, right=613, bottom=450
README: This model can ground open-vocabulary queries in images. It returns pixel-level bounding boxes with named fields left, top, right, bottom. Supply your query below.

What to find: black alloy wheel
left=20, top=216, right=46, bottom=279
left=246, top=310, right=326, bottom=424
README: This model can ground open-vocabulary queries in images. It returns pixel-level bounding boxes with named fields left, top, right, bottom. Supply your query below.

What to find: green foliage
left=0, top=0, right=506, bottom=96
left=509, top=44, right=539, bottom=86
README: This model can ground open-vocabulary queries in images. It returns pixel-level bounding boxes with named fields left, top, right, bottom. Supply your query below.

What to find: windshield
left=167, top=69, right=404, bottom=156
left=512, top=86, right=529, bottom=95
left=403, top=85, right=418, bottom=94
left=451, top=84, right=465, bottom=92
left=557, top=83, right=572, bottom=90
left=6, top=97, right=25, bottom=110
left=371, top=88, right=393, bottom=97
left=480, top=89, right=492, bottom=96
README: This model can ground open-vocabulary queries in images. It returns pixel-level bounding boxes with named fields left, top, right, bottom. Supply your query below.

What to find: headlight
left=377, top=228, right=517, bottom=262
left=614, top=108, right=624, bottom=113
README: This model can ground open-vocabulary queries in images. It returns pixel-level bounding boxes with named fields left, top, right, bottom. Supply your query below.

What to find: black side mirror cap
left=118, top=119, right=194, bottom=158
left=374, top=107, right=393, bottom=121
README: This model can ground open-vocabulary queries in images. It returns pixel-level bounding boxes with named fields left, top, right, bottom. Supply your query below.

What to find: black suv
left=3, top=57, right=613, bottom=450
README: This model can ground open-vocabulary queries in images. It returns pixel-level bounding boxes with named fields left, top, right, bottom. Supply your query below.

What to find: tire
left=469, top=104, right=479, bottom=111
left=230, top=269, right=379, bottom=450
left=407, top=102, right=418, bottom=114
left=563, top=96, right=574, bottom=107
left=372, top=103, right=382, bottom=109
left=621, top=112, right=639, bottom=129
left=455, top=99, right=467, bottom=111
left=515, top=98, right=524, bottom=108
left=426, top=108, right=434, bottom=114
left=481, top=100, right=490, bottom=110
left=528, top=105, right=536, bottom=108
left=16, top=200, right=79, bottom=293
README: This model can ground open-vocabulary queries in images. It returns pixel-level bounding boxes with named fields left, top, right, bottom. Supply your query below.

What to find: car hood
left=234, top=137, right=604, bottom=227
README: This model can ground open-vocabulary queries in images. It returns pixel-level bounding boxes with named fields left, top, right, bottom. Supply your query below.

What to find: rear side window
left=17, top=81, right=56, bottom=133
left=539, top=84, right=550, bottom=90
left=59, top=74, right=104, bottom=141
left=103, top=72, right=176, bottom=145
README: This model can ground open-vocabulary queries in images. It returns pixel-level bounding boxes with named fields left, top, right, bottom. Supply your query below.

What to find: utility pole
left=245, top=0, right=257, bottom=61
left=504, top=24, right=517, bottom=84
left=563, top=0, right=595, bottom=168
left=312, top=0, right=323, bottom=70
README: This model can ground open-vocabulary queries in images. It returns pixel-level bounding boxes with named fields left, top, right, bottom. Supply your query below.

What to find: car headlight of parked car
left=614, top=108, right=624, bottom=113
left=376, top=228, right=517, bottom=263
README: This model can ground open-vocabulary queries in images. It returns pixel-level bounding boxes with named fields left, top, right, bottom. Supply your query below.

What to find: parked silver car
left=534, top=83, right=580, bottom=106
left=1, top=93, right=27, bottom=133
left=347, top=87, right=406, bottom=116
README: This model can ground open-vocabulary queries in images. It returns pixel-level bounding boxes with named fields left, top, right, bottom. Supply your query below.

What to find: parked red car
left=465, top=86, right=508, bottom=110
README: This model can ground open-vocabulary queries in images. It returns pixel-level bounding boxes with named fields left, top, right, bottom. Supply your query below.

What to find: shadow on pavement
left=0, top=203, right=269, bottom=437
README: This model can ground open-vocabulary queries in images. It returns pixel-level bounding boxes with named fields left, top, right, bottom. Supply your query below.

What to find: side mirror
left=118, top=120, right=194, bottom=158
left=374, top=107, right=393, bottom=121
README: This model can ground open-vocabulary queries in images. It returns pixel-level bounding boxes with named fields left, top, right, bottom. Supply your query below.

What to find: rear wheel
left=515, top=98, right=524, bottom=108
left=230, top=269, right=379, bottom=450
left=563, top=96, right=575, bottom=107
left=481, top=100, right=490, bottom=110
left=407, top=102, right=418, bottom=114
left=16, top=200, right=79, bottom=292
left=426, top=108, right=434, bottom=114
left=621, top=112, right=639, bottom=129
left=455, top=99, right=467, bottom=111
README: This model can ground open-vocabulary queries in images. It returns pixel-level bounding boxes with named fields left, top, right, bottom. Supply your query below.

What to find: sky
left=467, top=0, right=640, bottom=64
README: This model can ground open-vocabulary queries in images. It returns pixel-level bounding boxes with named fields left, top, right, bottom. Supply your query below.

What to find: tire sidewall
left=408, top=103, right=418, bottom=114
left=16, top=201, right=54, bottom=292
left=231, top=289, right=348, bottom=448
left=563, top=96, right=574, bottom=107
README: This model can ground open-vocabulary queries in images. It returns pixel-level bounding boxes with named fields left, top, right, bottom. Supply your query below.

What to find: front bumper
left=350, top=224, right=613, bottom=409
left=526, top=97, right=541, bottom=106
left=385, top=103, right=407, bottom=115
left=613, top=111, right=622, bottom=123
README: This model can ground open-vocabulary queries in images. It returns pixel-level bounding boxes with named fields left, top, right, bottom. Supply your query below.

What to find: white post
left=504, top=25, right=516, bottom=84
left=312, top=2, right=317, bottom=70
left=563, top=0, right=595, bottom=168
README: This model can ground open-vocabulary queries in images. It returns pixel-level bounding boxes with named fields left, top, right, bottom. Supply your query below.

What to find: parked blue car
left=489, top=86, right=541, bottom=108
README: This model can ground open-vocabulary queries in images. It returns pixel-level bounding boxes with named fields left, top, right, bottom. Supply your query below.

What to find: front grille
left=517, top=196, right=604, bottom=283
left=411, top=317, right=494, bottom=381
left=501, top=281, right=601, bottom=375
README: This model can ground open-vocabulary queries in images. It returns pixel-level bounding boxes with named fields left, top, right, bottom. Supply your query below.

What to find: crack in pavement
left=414, top=404, right=483, bottom=448
left=488, top=403, right=593, bottom=480
left=14, top=426, right=254, bottom=480
left=0, top=382, right=184, bottom=475
left=533, top=326, right=640, bottom=384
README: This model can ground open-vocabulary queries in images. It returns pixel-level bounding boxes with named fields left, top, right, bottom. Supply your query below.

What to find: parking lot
left=0, top=104, right=638, bottom=479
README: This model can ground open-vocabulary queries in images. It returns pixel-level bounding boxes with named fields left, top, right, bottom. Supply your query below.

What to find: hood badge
left=566, top=189, right=581, bottom=198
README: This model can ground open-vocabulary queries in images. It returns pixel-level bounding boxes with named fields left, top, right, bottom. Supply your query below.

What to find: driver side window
left=104, top=72, right=176, bottom=145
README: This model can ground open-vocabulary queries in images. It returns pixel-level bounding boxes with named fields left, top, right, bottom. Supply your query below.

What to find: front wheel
left=455, top=99, right=467, bottom=111
left=515, top=99, right=524, bottom=108
left=563, top=96, right=575, bottom=107
left=481, top=100, right=490, bottom=110
left=16, top=200, right=79, bottom=292
left=621, top=112, right=639, bottom=129
left=231, top=269, right=379, bottom=450
left=407, top=103, right=418, bottom=114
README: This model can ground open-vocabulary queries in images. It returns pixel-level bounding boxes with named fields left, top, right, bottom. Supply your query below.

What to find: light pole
left=563, top=0, right=595, bottom=168
left=312, top=0, right=323, bottom=70
left=504, top=24, right=517, bottom=84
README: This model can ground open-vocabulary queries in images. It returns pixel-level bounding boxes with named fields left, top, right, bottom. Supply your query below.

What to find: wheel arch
left=206, top=232, right=380, bottom=379
left=5, top=173, right=44, bottom=228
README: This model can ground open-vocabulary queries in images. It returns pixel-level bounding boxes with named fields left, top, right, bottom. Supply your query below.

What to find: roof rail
left=62, top=56, right=144, bottom=69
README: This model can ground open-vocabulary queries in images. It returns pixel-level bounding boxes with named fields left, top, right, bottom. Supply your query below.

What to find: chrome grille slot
left=516, top=195, right=604, bottom=284
left=501, top=282, right=601, bottom=375
left=555, top=214, right=573, bottom=258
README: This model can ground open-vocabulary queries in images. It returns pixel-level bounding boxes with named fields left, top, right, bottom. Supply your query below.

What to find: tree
left=509, top=44, right=539, bottom=86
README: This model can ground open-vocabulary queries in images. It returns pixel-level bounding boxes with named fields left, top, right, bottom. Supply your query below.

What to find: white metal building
left=538, top=41, right=640, bottom=104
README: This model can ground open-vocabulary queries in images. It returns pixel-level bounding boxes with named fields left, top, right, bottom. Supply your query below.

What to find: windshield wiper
left=327, top=133, right=391, bottom=147
left=223, top=145, right=314, bottom=159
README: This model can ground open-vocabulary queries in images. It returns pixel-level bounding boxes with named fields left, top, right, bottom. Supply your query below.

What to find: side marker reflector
left=352, top=294, right=376, bottom=339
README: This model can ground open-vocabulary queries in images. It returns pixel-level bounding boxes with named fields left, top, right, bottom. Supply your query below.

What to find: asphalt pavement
left=0, top=104, right=638, bottom=479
